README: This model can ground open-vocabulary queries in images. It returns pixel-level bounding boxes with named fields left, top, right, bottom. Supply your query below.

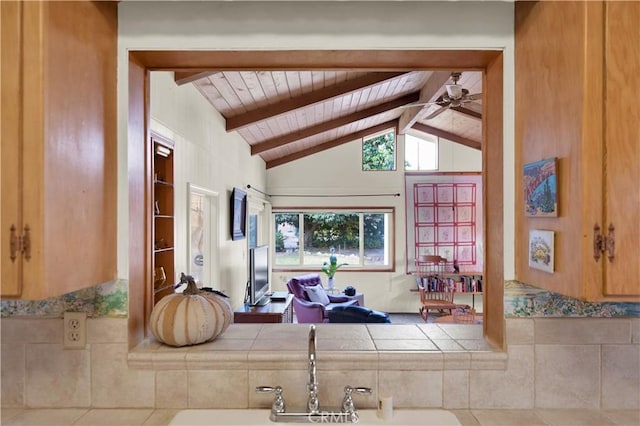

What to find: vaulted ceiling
left=175, top=69, right=483, bottom=169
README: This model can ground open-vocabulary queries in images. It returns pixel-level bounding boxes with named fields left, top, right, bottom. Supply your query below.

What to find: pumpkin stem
left=180, top=273, right=200, bottom=295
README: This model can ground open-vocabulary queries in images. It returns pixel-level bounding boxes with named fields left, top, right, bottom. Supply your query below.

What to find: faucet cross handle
left=256, top=385, right=285, bottom=413
left=341, top=386, right=372, bottom=414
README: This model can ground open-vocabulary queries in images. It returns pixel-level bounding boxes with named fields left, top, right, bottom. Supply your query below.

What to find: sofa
left=286, top=274, right=358, bottom=323
left=328, top=305, right=391, bottom=323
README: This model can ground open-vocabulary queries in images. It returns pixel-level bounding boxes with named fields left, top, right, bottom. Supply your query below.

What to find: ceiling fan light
left=446, top=84, right=463, bottom=99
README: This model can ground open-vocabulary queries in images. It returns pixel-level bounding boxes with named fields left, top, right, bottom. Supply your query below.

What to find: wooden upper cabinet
left=600, top=2, right=640, bottom=297
left=1, top=1, right=118, bottom=299
left=515, top=1, right=639, bottom=301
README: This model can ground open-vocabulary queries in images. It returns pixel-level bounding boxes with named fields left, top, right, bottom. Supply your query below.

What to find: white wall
left=438, top=138, right=483, bottom=172
left=117, top=1, right=515, bottom=311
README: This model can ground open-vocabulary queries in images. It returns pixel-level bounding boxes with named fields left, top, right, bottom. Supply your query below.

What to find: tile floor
left=389, top=312, right=481, bottom=324
left=1, top=407, right=639, bottom=425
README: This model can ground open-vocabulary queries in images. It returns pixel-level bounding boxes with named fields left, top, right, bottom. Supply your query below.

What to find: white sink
left=170, top=408, right=461, bottom=425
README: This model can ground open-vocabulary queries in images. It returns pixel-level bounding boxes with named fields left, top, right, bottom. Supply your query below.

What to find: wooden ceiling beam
left=174, top=71, right=216, bottom=85
left=451, top=106, right=482, bottom=120
left=131, top=50, right=499, bottom=70
left=252, top=93, right=419, bottom=155
left=266, top=120, right=398, bottom=169
left=411, top=122, right=481, bottom=150
left=398, top=71, right=452, bottom=134
left=226, top=72, right=407, bottom=131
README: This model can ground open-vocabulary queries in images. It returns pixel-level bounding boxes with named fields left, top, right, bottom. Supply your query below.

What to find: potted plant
left=321, top=248, right=347, bottom=290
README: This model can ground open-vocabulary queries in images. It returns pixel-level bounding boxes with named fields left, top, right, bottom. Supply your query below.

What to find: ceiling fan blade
left=397, top=100, right=445, bottom=109
left=397, top=92, right=450, bottom=109
left=465, top=93, right=482, bottom=101
left=464, top=101, right=483, bottom=109
left=423, top=104, right=451, bottom=120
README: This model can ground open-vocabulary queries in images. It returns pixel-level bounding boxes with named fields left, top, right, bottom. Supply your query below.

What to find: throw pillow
left=305, top=285, right=330, bottom=305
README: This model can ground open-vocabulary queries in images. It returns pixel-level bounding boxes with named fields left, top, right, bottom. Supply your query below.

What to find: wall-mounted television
left=248, top=245, right=270, bottom=306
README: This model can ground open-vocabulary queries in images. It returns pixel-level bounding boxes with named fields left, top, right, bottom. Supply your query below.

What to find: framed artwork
left=231, top=187, right=247, bottom=241
left=524, top=157, right=558, bottom=217
left=529, top=229, right=555, bottom=273
left=405, top=173, right=484, bottom=274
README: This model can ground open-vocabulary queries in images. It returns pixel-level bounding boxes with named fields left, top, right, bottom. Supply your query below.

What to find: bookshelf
left=152, top=135, right=175, bottom=305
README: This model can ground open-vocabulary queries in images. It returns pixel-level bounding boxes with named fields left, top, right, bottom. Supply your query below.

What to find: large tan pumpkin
left=150, top=274, right=233, bottom=347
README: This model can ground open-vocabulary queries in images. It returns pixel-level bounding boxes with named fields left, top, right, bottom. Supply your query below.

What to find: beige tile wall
left=1, top=317, right=638, bottom=410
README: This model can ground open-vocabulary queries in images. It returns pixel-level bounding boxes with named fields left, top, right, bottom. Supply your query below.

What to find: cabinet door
left=602, top=2, right=640, bottom=296
left=3, top=1, right=118, bottom=299
left=1, top=1, right=23, bottom=296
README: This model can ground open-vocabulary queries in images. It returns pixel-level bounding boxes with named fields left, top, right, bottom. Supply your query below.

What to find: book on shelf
left=416, top=274, right=482, bottom=293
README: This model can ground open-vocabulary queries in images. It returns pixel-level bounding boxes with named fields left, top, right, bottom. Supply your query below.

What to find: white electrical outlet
left=63, top=311, right=87, bottom=349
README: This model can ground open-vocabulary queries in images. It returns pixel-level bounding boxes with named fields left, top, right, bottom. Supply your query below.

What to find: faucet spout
left=308, top=324, right=316, bottom=363
left=307, top=324, right=319, bottom=413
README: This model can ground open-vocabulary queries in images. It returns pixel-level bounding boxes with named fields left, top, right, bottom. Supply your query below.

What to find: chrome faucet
left=307, top=324, right=319, bottom=413
left=258, top=324, right=369, bottom=423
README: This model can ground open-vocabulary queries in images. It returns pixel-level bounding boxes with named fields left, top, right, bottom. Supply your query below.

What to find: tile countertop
left=127, top=323, right=506, bottom=371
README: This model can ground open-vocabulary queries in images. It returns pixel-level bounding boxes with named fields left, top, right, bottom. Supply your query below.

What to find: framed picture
left=230, top=187, right=247, bottom=241
left=524, top=157, right=558, bottom=217
left=405, top=173, right=484, bottom=274
left=528, top=229, right=555, bottom=273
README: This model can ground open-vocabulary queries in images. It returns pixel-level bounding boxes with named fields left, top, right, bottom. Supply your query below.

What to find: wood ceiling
left=176, top=69, right=482, bottom=168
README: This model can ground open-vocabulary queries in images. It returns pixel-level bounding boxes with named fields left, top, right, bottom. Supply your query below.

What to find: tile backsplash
left=1, top=317, right=638, bottom=410
left=0, top=279, right=127, bottom=318
left=505, top=280, right=639, bottom=317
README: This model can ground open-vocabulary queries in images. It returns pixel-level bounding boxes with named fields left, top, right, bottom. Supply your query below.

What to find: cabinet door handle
left=605, top=223, right=615, bottom=261
left=593, top=224, right=604, bottom=261
left=22, top=225, right=31, bottom=260
left=594, top=223, right=615, bottom=262
left=10, top=224, right=19, bottom=261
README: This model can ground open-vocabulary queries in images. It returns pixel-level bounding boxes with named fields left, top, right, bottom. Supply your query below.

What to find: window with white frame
left=405, top=132, right=438, bottom=171
left=273, top=208, right=394, bottom=269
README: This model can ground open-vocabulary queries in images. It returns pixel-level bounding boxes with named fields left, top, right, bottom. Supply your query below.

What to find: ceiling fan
left=401, top=72, right=482, bottom=120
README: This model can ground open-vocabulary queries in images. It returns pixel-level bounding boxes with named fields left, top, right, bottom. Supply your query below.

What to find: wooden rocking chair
left=418, top=284, right=457, bottom=322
